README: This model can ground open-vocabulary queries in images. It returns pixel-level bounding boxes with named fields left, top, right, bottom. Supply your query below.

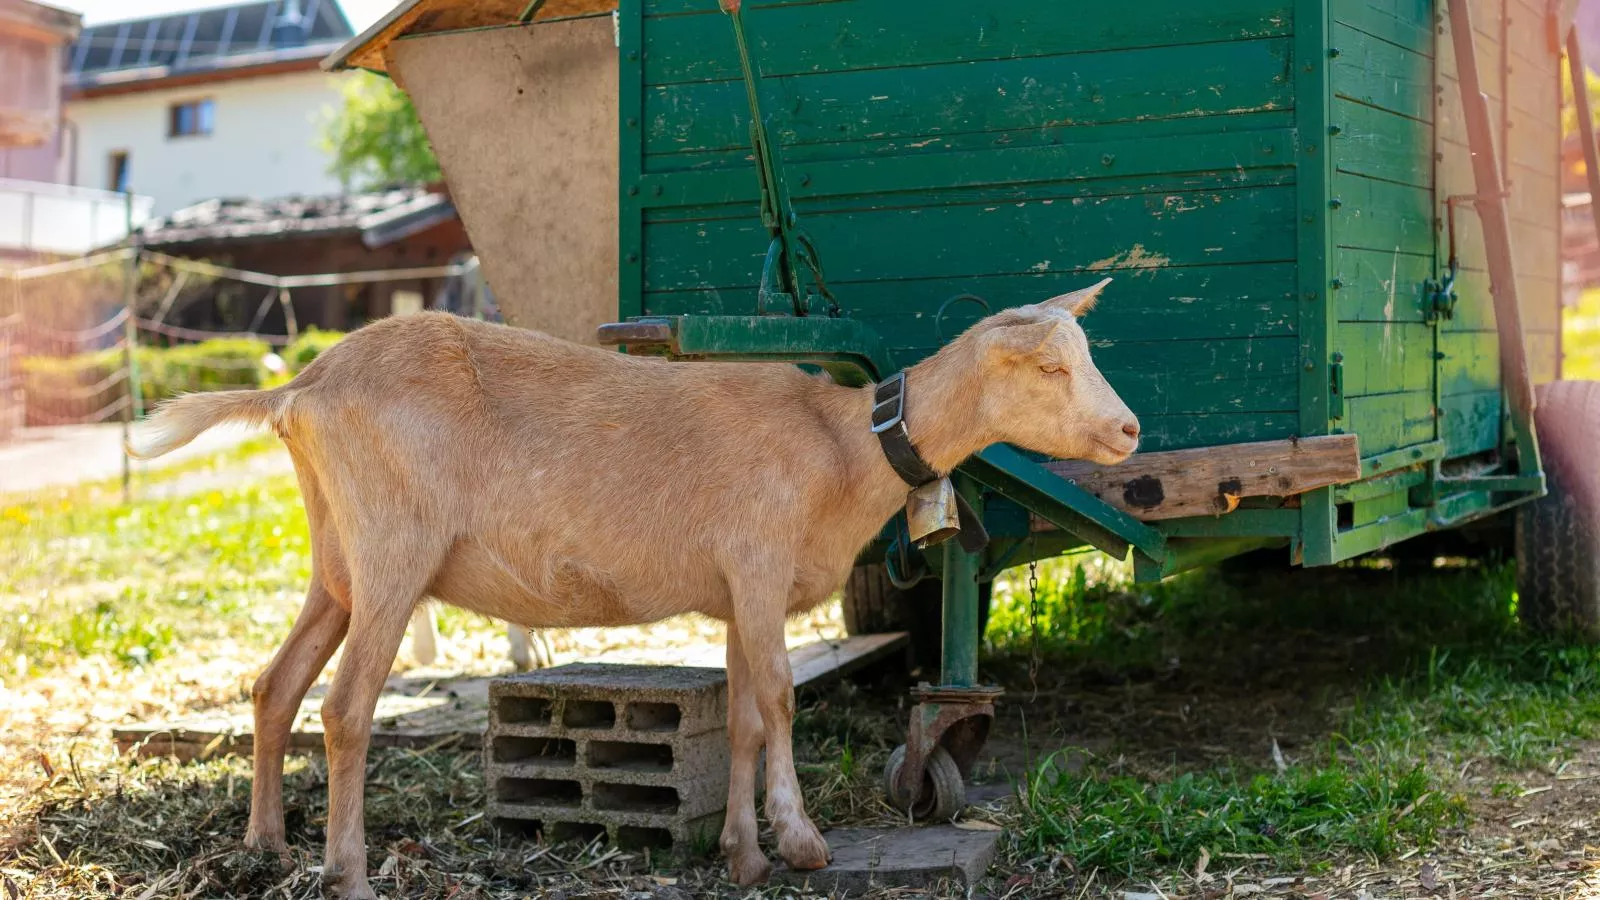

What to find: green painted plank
left=1330, top=172, right=1434, bottom=256
left=637, top=126, right=1297, bottom=204
left=1330, top=21, right=1433, bottom=122
left=1332, top=98, right=1432, bottom=188
left=1332, top=507, right=1428, bottom=560
left=1337, top=321, right=1434, bottom=396
left=645, top=111, right=1300, bottom=173
left=1332, top=0, right=1432, bottom=56
left=1345, top=390, right=1435, bottom=455
left=1131, top=411, right=1300, bottom=452
left=1350, top=488, right=1411, bottom=528
left=1438, top=329, right=1500, bottom=396
left=1331, top=247, right=1433, bottom=323
left=642, top=184, right=1298, bottom=291
left=644, top=264, right=1300, bottom=343
left=642, top=0, right=1295, bottom=85
left=1440, top=389, right=1501, bottom=459
left=643, top=38, right=1294, bottom=156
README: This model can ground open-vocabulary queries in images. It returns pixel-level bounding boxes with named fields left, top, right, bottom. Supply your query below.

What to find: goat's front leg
left=720, top=622, right=771, bottom=885
left=729, top=569, right=831, bottom=874
left=318, top=557, right=436, bottom=899
left=246, top=577, right=349, bottom=852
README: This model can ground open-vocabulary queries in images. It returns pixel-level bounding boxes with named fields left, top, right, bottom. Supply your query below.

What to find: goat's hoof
left=776, top=820, right=830, bottom=871
left=320, top=863, right=378, bottom=900
left=242, top=828, right=287, bottom=854
left=727, top=851, right=773, bottom=886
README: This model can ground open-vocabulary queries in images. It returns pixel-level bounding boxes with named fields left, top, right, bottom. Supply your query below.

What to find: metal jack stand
left=884, top=475, right=1002, bottom=818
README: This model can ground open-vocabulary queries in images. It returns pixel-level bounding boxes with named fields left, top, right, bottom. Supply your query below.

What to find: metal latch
left=1329, top=352, right=1345, bottom=420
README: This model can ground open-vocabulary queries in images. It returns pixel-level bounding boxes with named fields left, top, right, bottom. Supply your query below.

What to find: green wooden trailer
left=331, top=0, right=1600, bottom=819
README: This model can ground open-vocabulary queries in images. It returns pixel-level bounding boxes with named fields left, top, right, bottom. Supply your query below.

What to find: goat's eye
left=1040, top=364, right=1068, bottom=376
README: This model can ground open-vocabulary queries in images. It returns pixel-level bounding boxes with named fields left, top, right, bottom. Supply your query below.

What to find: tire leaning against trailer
left=842, top=564, right=992, bottom=668
left=1516, top=380, right=1600, bottom=640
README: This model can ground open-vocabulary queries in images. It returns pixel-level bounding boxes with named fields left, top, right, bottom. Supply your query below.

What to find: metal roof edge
left=322, top=0, right=427, bottom=72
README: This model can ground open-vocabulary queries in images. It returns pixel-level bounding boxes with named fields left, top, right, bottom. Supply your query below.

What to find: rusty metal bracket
left=890, top=684, right=1002, bottom=816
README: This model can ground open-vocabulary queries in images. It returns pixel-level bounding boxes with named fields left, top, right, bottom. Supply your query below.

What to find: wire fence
left=0, top=250, right=487, bottom=442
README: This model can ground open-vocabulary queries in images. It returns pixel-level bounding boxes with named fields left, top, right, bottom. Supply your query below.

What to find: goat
left=127, top=278, right=1138, bottom=898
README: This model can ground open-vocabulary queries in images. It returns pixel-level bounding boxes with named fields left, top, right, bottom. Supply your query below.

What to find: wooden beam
left=1042, top=434, right=1361, bottom=521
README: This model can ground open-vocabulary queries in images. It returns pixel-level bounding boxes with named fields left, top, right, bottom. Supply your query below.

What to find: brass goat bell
left=905, top=478, right=961, bottom=548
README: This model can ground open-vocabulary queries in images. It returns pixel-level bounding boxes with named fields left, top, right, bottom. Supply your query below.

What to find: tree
left=320, top=72, right=442, bottom=190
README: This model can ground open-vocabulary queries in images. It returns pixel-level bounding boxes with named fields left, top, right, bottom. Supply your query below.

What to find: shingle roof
left=68, top=0, right=353, bottom=92
left=138, top=187, right=457, bottom=249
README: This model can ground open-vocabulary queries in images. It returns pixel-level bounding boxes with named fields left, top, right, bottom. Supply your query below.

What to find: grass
left=7, top=436, right=1600, bottom=895
left=979, top=552, right=1600, bottom=881
left=0, top=473, right=310, bottom=674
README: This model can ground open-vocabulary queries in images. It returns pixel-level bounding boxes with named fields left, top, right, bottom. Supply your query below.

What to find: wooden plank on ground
left=113, top=633, right=909, bottom=761
left=1043, top=434, right=1361, bottom=520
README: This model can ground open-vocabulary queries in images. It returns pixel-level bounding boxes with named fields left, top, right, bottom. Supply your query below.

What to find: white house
left=63, top=0, right=356, bottom=217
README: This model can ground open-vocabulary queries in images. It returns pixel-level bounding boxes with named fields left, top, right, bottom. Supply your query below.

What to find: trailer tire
left=1516, top=380, right=1600, bottom=640
left=842, top=565, right=992, bottom=667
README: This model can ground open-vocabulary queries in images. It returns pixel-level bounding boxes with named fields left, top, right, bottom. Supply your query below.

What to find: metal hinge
left=1329, top=353, right=1345, bottom=420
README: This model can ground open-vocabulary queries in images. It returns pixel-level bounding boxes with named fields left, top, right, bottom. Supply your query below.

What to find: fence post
left=278, top=287, right=298, bottom=342
left=120, top=191, right=145, bottom=504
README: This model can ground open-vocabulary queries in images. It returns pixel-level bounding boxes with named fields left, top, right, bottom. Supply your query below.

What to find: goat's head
left=962, top=278, right=1140, bottom=466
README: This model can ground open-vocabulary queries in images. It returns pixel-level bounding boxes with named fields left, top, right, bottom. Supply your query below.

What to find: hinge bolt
left=1328, top=125, right=1342, bottom=135
left=1329, top=199, right=1343, bottom=209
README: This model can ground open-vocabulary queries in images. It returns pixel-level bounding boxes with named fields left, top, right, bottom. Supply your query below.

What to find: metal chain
left=1027, top=557, right=1042, bottom=700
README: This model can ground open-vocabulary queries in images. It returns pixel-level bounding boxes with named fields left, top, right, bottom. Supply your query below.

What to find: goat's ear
left=981, top=318, right=1061, bottom=362
left=1039, top=277, right=1112, bottom=317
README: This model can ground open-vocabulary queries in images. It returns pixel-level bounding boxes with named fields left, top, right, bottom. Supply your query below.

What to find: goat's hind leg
left=318, top=540, right=444, bottom=900
left=719, top=622, right=771, bottom=885
left=246, top=581, right=350, bottom=851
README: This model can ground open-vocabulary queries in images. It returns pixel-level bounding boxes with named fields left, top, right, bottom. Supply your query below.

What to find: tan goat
left=128, top=278, right=1137, bottom=898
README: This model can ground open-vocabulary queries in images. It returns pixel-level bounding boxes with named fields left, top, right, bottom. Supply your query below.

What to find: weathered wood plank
left=644, top=38, right=1293, bottom=155
left=643, top=0, right=1293, bottom=84
left=113, top=635, right=908, bottom=761
left=1042, top=434, right=1360, bottom=521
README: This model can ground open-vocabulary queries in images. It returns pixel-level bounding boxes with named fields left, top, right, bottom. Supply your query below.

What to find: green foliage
left=20, top=339, right=271, bottom=424
left=282, top=327, right=345, bottom=374
left=1018, top=750, right=1460, bottom=874
left=319, top=72, right=441, bottom=190
left=148, top=338, right=272, bottom=402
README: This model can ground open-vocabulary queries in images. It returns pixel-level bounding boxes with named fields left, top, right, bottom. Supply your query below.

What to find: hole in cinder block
left=492, top=736, right=576, bottom=765
left=624, top=701, right=681, bottom=733
left=490, top=817, right=543, bottom=841
left=587, top=740, right=673, bottom=772
left=497, top=696, right=552, bottom=725
left=593, top=782, right=680, bottom=814
left=617, top=825, right=674, bottom=851
left=546, top=821, right=607, bottom=846
left=495, top=777, right=582, bottom=807
left=562, top=699, right=616, bottom=729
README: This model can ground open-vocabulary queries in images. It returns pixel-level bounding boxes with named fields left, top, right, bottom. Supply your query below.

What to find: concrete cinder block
left=485, top=663, right=731, bottom=852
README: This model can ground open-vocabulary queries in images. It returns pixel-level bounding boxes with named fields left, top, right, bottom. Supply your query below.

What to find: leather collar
left=870, top=371, right=941, bottom=487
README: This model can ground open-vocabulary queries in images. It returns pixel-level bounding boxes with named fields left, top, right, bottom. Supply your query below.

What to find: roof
left=67, top=0, right=354, bottom=95
left=323, top=0, right=612, bottom=74
left=138, top=187, right=457, bottom=249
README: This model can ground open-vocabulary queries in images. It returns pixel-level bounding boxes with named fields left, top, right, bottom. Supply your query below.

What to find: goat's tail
left=125, top=389, right=286, bottom=460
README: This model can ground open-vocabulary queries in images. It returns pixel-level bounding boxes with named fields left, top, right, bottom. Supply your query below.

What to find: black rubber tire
left=882, top=744, right=967, bottom=821
left=1516, top=380, right=1600, bottom=640
left=842, top=564, right=992, bottom=668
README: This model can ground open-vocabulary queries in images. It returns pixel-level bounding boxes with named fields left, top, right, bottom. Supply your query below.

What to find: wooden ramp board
left=114, top=632, right=908, bottom=761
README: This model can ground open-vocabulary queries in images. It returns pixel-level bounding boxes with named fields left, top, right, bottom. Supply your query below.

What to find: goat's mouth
left=1092, top=437, right=1138, bottom=461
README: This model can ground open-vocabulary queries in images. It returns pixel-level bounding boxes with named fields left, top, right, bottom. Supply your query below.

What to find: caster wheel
left=883, top=744, right=966, bottom=821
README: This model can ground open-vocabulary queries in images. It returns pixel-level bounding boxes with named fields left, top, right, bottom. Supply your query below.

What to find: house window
left=108, top=151, right=130, bottom=193
left=168, top=99, right=215, bottom=137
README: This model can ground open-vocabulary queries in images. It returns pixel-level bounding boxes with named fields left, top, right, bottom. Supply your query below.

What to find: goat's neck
left=824, top=342, right=995, bottom=517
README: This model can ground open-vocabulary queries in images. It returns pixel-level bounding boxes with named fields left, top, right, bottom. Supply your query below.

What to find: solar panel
left=68, top=0, right=355, bottom=83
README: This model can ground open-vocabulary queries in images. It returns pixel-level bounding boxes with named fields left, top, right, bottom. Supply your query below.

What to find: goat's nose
left=1122, top=421, right=1141, bottom=440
